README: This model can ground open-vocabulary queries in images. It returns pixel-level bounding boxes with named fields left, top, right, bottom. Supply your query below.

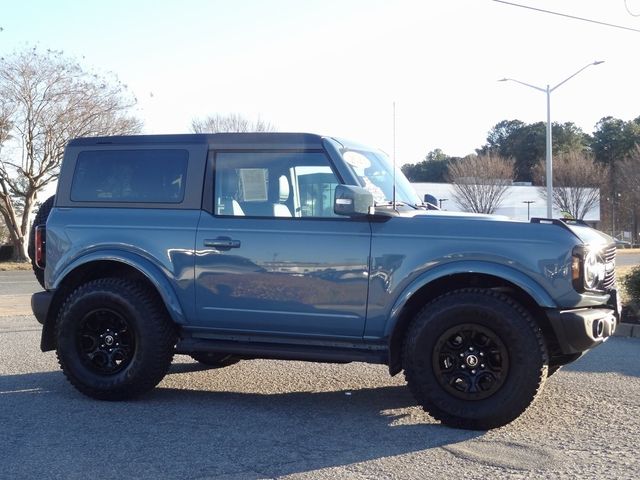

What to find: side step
left=176, top=336, right=388, bottom=365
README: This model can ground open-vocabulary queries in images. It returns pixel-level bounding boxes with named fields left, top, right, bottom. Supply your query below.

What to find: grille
left=603, top=244, right=616, bottom=290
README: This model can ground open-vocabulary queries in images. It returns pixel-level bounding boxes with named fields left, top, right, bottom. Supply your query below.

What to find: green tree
left=481, top=120, right=588, bottom=183
left=552, top=122, right=590, bottom=155
left=401, top=149, right=458, bottom=182
left=591, top=117, right=639, bottom=165
left=483, top=119, right=526, bottom=156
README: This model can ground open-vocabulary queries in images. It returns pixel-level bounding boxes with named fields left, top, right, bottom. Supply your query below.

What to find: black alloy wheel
left=77, top=308, right=136, bottom=375
left=433, top=323, right=509, bottom=401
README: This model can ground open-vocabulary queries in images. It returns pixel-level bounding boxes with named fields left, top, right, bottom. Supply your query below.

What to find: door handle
left=204, top=237, right=241, bottom=250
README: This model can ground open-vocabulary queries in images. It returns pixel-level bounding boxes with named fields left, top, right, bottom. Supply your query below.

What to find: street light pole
left=546, top=84, right=552, bottom=218
left=499, top=61, right=604, bottom=219
left=523, top=200, right=535, bottom=221
left=439, top=198, right=448, bottom=209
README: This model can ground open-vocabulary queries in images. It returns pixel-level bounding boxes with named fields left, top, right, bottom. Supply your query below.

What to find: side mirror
left=334, top=185, right=374, bottom=217
left=423, top=194, right=440, bottom=210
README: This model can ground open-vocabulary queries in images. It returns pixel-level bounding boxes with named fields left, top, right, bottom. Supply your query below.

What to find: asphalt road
left=0, top=270, right=41, bottom=295
left=616, top=251, right=640, bottom=268
left=1, top=271, right=639, bottom=479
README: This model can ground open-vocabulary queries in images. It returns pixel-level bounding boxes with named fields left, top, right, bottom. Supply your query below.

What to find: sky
left=1, top=0, right=640, bottom=167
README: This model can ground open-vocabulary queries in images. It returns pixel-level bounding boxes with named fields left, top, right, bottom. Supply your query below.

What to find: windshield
left=340, top=148, right=421, bottom=206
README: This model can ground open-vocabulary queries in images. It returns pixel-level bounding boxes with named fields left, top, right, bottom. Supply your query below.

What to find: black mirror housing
left=334, top=185, right=374, bottom=217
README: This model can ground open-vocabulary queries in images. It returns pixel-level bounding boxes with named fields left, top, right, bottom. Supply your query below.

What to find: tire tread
left=56, top=278, right=176, bottom=400
left=402, top=287, right=548, bottom=430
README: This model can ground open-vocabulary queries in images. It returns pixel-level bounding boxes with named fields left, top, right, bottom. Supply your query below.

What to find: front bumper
left=546, top=306, right=617, bottom=355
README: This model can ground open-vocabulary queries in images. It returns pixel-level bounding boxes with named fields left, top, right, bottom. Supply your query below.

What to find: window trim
left=70, top=149, right=189, bottom=204
left=203, top=148, right=351, bottom=221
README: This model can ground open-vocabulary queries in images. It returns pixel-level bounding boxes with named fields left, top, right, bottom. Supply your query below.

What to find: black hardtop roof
left=67, top=132, right=325, bottom=149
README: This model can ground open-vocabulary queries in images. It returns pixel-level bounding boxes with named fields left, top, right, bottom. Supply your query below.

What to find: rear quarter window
left=70, top=149, right=188, bottom=203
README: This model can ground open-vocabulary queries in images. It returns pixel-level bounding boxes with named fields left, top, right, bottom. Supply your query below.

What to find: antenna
left=392, top=101, right=397, bottom=211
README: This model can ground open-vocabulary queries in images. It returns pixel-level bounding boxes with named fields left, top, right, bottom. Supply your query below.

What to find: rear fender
left=51, top=250, right=187, bottom=325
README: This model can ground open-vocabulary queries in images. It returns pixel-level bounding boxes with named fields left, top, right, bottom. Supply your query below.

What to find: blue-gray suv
left=30, top=133, right=619, bottom=429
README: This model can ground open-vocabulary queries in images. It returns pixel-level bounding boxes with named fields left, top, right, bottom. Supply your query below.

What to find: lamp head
left=593, top=60, right=605, bottom=65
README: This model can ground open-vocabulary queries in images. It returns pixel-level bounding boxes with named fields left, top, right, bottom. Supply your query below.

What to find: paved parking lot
left=0, top=270, right=41, bottom=315
left=1, top=271, right=639, bottom=479
left=616, top=250, right=640, bottom=267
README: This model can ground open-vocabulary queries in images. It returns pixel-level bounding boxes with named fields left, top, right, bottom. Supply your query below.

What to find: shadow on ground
left=0, top=369, right=480, bottom=479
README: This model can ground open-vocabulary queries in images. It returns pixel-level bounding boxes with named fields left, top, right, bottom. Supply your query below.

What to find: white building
left=411, top=182, right=600, bottom=223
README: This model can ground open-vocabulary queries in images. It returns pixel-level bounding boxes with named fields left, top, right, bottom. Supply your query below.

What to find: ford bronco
left=30, top=133, right=619, bottom=429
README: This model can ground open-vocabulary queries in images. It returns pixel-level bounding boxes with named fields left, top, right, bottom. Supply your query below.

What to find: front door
left=194, top=150, right=371, bottom=339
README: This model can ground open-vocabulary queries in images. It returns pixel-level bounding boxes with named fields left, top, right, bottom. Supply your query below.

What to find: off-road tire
left=189, top=352, right=240, bottom=368
left=28, top=194, right=56, bottom=288
left=403, top=288, right=548, bottom=430
left=56, top=278, right=176, bottom=400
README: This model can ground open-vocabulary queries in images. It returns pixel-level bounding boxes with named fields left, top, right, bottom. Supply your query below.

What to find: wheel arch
left=41, top=254, right=186, bottom=352
left=386, top=268, right=558, bottom=376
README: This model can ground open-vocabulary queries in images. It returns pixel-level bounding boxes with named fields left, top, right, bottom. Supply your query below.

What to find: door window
left=214, top=152, right=340, bottom=218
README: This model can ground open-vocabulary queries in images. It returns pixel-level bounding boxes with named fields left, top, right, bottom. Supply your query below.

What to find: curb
left=613, top=322, right=640, bottom=338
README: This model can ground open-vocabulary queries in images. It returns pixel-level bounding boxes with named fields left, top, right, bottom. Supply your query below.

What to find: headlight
left=583, top=250, right=606, bottom=290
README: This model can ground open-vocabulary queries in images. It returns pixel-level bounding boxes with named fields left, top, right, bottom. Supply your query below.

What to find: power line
left=492, top=0, right=640, bottom=33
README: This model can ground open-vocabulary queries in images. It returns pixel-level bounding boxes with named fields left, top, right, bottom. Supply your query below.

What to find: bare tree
left=0, top=218, right=8, bottom=244
left=191, top=113, right=276, bottom=133
left=447, top=153, right=514, bottom=214
left=532, top=151, right=608, bottom=220
left=618, top=146, right=640, bottom=240
left=0, top=48, right=142, bottom=261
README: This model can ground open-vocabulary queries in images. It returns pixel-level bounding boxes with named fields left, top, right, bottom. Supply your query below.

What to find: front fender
left=383, top=260, right=557, bottom=339
left=52, top=249, right=188, bottom=325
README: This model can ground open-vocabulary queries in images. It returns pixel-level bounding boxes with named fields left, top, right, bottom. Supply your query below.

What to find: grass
left=616, top=248, right=640, bottom=255
left=0, top=262, right=31, bottom=271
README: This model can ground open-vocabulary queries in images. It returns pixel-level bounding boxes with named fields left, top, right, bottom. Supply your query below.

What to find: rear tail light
left=34, top=225, right=46, bottom=269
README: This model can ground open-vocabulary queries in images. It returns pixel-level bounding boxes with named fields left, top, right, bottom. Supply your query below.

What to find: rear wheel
left=56, top=278, right=176, bottom=400
left=403, top=288, right=548, bottom=430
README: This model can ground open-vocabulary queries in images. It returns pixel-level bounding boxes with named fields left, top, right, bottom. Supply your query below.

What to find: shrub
left=0, top=244, right=15, bottom=261
left=623, top=266, right=640, bottom=303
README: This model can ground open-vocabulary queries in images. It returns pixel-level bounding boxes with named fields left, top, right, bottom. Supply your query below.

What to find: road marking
left=0, top=388, right=45, bottom=395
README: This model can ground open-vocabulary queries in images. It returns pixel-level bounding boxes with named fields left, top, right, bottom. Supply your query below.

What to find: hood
left=555, top=221, right=613, bottom=248
left=401, top=209, right=512, bottom=221
left=401, top=209, right=614, bottom=248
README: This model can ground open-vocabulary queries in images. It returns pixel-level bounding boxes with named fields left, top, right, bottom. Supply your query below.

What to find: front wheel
left=403, top=289, right=548, bottom=430
left=56, top=278, right=176, bottom=400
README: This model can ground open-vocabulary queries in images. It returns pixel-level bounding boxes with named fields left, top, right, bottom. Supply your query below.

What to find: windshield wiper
left=374, top=201, right=418, bottom=209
